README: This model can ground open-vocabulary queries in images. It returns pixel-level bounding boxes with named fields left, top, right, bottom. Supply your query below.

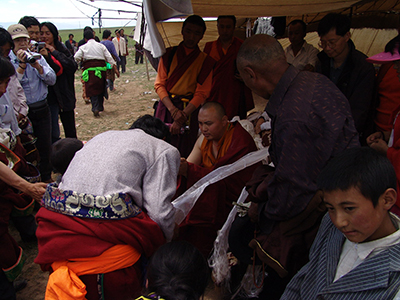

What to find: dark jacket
left=316, top=40, right=376, bottom=140
left=44, top=43, right=77, bottom=111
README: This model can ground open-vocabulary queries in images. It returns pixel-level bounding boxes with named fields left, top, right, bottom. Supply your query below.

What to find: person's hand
left=255, top=118, right=265, bottom=134
left=369, top=138, right=389, bottom=155
left=45, top=43, right=55, bottom=52
left=366, top=131, right=384, bottom=146
left=39, top=47, right=48, bottom=57
left=16, top=49, right=27, bottom=63
left=179, top=157, right=188, bottom=177
left=302, top=64, right=315, bottom=72
left=21, top=182, right=47, bottom=202
left=172, top=109, right=187, bottom=125
left=170, top=121, right=182, bottom=135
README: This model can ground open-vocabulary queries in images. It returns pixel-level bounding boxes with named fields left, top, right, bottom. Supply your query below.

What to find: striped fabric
left=281, top=213, right=400, bottom=299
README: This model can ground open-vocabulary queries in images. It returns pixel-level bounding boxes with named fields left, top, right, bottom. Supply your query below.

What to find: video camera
left=30, top=41, right=46, bottom=52
left=24, top=50, right=41, bottom=64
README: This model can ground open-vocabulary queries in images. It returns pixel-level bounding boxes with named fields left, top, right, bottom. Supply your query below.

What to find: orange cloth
left=200, top=123, right=234, bottom=168
left=154, top=47, right=213, bottom=108
left=45, top=245, right=141, bottom=300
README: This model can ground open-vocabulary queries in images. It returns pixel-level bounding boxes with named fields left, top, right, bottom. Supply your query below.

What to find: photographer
left=39, top=22, right=78, bottom=143
left=7, top=24, right=56, bottom=182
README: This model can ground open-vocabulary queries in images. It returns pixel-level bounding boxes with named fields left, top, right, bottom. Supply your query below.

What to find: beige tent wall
left=279, top=28, right=398, bottom=57
left=158, top=20, right=398, bottom=57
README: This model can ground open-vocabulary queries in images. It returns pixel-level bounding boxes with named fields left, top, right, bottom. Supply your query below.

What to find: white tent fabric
left=142, top=0, right=193, bottom=57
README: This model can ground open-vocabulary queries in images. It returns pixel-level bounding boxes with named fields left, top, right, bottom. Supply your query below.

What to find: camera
left=30, top=41, right=46, bottom=52
left=24, top=50, right=41, bottom=64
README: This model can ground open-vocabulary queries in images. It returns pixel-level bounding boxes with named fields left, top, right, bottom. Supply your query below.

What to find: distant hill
left=58, top=26, right=136, bottom=43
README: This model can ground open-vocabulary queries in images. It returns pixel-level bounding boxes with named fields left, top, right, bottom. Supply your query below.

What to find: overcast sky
left=1, top=0, right=141, bottom=31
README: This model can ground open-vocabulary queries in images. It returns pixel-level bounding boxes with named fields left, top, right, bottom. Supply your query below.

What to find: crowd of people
left=0, top=11, right=400, bottom=300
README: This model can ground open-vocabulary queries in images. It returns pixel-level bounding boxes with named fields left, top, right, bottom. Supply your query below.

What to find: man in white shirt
left=75, top=29, right=117, bottom=117
left=112, top=29, right=128, bottom=73
left=285, top=20, right=319, bottom=72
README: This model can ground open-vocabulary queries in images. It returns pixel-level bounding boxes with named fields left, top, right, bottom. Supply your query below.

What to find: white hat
left=7, top=24, right=30, bottom=40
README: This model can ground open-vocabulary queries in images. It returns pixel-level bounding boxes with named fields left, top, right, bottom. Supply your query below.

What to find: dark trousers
left=90, top=94, right=104, bottom=113
left=49, top=101, right=60, bottom=144
left=59, top=110, right=77, bottom=139
left=135, top=52, right=143, bottom=64
left=117, top=55, right=126, bottom=73
left=28, top=102, right=52, bottom=181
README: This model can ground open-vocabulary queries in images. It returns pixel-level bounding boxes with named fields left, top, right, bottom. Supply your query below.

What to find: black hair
left=40, top=22, right=63, bottom=50
left=50, top=138, right=84, bottom=174
left=0, top=56, right=15, bottom=80
left=317, top=13, right=351, bottom=37
left=182, top=15, right=206, bottom=34
left=84, top=29, right=94, bottom=40
left=83, top=26, right=93, bottom=33
left=146, top=241, right=210, bottom=300
left=129, top=115, right=171, bottom=143
left=115, top=29, right=120, bottom=33
left=317, top=147, right=397, bottom=206
left=217, top=15, right=236, bottom=27
left=19, top=16, right=40, bottom=28
left=288, top=19, right=307, bottom=33
left=384, top=34, right=400, bottom=54
left=69, top=33, right=74, bottom=38
left=0, top=28, right=14, bottom=53
left=102, top=30, right=112, bottom=39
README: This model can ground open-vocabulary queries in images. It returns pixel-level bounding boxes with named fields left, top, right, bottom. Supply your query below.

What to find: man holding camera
left=7, top=24, right=56, bottom=182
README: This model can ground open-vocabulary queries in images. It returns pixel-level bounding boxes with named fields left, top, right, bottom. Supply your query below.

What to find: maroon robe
left=204, top=37, right=254, bottom=120
left=35, top=208, right=165, bottom=299
left=177, top=122, right=259, bottom=256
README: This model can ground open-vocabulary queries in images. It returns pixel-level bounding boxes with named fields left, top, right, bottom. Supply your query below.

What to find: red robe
left=35, top=208, right=165, bottom=300
left=204, top=37, right=254, bottom=120
left=177, top=122, right=259, bottom=256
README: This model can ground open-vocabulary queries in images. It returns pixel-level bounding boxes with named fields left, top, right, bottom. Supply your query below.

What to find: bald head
left=237, top=34, right=287, bottom=73
left=200, top=101, right=226, bottom=118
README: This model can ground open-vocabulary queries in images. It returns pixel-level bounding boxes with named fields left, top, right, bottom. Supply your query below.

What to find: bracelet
left=19, top=64, right=26, bottom=70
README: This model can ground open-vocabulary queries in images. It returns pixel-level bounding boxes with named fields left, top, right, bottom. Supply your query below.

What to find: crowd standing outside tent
left=1, top=10, right=400, bottom=300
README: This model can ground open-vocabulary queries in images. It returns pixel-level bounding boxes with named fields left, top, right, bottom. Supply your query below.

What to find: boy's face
left=324, top=187, right=395, bottom=243
left=182, top=23, right=204, bottom=49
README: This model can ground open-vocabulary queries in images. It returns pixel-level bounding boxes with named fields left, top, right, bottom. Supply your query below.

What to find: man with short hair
left=65, top=33, right=76, bottom=55
left=285, top=19, right=319, bottom=71
left=112, top=29, right=128, bottom=73
left=316, top=13, right=375, bottom=142
left=233, top=34, right=359, bottom=299
left=203, top=15, right=254, bottom=120
left=154, top=15, right=215, bottom=158
left=177, top=101, right=258, bottom=256
left=74, top=29, right=117, bottom=117
left=18, top=16, right=40, bottom=42
left=8, top=24, right=56, bottom=182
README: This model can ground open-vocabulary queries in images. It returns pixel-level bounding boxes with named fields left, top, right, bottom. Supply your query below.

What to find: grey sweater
left=59, top=129, right=180, bottom=241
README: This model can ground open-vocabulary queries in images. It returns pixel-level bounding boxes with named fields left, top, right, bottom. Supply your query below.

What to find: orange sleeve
left=154, top=57, right=169, bottom=100
left=190, top=70, right=213, bottom=108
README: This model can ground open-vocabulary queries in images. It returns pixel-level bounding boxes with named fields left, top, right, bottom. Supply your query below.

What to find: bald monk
left=177, top=101, right=259, bottom=256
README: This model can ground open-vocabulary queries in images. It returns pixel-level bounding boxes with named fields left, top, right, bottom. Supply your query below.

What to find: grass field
left=58, top=26, right=136, bottom=43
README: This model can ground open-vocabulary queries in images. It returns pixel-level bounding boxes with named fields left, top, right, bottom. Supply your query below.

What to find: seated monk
left=177, top=101, right=259, bottom=256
